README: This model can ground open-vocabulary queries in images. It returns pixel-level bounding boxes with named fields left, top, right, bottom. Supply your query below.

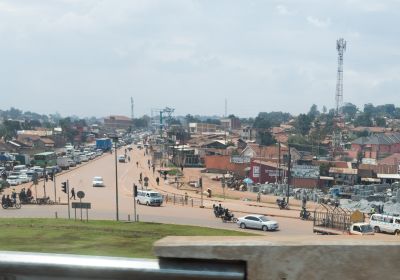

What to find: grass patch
left=0, top=218, right=257, bottom=258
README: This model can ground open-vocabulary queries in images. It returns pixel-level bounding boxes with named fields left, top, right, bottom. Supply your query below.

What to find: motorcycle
left=213, top=205, right=225, bottom=218
left=276, top=198, right=289, bottom=210
left=300, top=208, right=312, bottom=220
left=2, top=200, right=21, bottom=209
left=221, top=211, right=238, bottom=223
left=20, top=195, right=36, bottom=204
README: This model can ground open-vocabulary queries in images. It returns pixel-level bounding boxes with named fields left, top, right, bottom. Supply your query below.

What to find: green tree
left=375, top=117, right=386, bottom=127
left=295, top=114, right=312, bottom=135
left=257, top=131, right=276, bottom=146
left=307, top=104, right=319, bottom=121
left=342, top=103, right=358, bottom=119
left=354, top=113, right=373, bottom=127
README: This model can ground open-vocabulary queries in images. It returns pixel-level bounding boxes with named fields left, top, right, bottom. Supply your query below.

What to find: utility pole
left=113, top=138, right=119, bottom=221
left=277, top=142, right=281, bottom=184
left=67, top=180, right=70, bottom=219
left=286, top=145, right=292, bottom=204
left=53, top=172, right=57, bottom=203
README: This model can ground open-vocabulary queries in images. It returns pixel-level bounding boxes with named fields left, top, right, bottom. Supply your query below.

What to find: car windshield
left=360, top=225, right=374, bottom=233
left=94, top=177, right=102, bottom=181
left=150, top=193, right=161, bottom=197
left=259, top=216, right=269, bottom=222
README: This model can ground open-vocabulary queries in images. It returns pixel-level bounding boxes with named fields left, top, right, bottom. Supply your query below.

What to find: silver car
left=237, top=215, right=279, bottom=231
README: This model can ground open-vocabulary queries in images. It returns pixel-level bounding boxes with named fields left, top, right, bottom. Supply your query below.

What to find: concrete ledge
left=154, top=236, right=400, bottom=280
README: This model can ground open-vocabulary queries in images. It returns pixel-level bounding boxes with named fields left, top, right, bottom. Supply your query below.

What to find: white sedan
left=92, top=176, right=105, bottom=187
left=7, top=175, right=21, bottom=186
left=237, top=215, right=279, bottom=231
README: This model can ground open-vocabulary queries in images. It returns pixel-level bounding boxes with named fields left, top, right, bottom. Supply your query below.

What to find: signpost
left=71, top=202, right=91, bottom=222
left=77, top=191, right=85, bottom=221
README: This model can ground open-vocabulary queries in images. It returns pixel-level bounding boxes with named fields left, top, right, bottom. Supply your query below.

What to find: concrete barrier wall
left=154, top=236, right=400, bottom=280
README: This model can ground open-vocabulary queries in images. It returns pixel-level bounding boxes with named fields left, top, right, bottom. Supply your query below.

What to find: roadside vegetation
left=0, top=218, right=256, bottom=258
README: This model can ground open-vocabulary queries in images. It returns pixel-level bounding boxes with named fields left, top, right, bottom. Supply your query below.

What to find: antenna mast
left=335, top=38, right=346, bottom=116
left=131, top=97, right=134, bottom=119
left=224, top=98, right=227, bottom=117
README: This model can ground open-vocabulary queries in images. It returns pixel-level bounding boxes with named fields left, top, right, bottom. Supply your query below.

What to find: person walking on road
left=70, top=188, right=76, bottom=200
left=257, top=192, right=261, bottom=203
left=152, top=165, right=155, bottom=174
left=136, top=161, right=139, bottom=168
left=156, top=177, right=160, bottom=186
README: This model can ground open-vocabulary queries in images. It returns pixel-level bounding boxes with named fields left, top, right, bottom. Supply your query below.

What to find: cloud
left=306, top=16, right=331, bottom=28
left=276, top=5, right=294, bottom=15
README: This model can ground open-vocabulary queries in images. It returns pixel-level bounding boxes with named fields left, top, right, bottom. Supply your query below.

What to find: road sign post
left=67, top=180, right=70, bottom=219
left=77, top=191, right=85, bottom=221
left=71, top=202, right=91, bottom=222
left=133, top=184, right=138, bottom=222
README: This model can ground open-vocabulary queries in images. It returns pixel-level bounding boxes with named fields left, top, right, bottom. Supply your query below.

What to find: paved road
left=1, top=147, right=317, bottom=236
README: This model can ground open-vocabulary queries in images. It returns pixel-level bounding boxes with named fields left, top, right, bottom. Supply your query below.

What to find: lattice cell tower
left=335, top=38, right=346, bottom=116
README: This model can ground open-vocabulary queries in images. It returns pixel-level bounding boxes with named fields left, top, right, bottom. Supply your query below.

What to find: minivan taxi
left=136, top=190, right=163, bottom=206
left=370, top=214, right=400, bottom=235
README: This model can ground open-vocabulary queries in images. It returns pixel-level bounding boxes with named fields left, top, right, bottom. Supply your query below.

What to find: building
left=220, top=117, right=241, bottom=130
left=240, top=126, right=255, bottom=141
left=104, top=115, right=132, bottom=130
left=189, top=123, right=217, bottom=134
left=204, top=155, right=250, bottom=176
left=350, top=133, right=400, bottom=160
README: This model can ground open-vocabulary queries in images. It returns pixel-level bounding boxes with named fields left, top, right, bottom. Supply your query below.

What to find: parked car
left=7, top=175, right=21, bottom=186
left=67, top=159, right=76, bottom=167
left=92, top=176, right=105, bottom=187
left=370, top=214, right=400, bottom=235
left=18, top=174, right=30, bottom=183
left=237, top=215, right=279, bottom=231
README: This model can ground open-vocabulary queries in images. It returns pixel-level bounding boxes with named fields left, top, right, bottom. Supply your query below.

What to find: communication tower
left=335, top=38, right=346, bottom=116
left=131, top=97, right=134, bottom=119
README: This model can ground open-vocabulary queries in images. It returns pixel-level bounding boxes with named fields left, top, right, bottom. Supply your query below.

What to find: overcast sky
left=0, top=0, right=399, bottom=118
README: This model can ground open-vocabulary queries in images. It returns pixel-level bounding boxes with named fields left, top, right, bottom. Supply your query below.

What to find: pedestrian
left=156, top=177, right=160, bottom=186
left=257, top=192, right=261, bottom=203
left=128, top=156, right=131, bottom=162
left=140, top=172, right=143, bottom=181
left=184, top=192, right=188, bottom=205
left=180, top=164, right=184, bottom=172
left=11, top=189, right=17, bottom=204
left=152, top=165, right=155, bottom=174
left=136, top=161, right=139, bottom=168
left=70, top=188, right=76, bottom=200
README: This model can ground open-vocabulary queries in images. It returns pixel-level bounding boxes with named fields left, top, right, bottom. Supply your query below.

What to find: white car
left=7, top=175, right=22, bottom=186
left=92, top=176, right=105, bottom=187
left=18, top=174, right=30, bottom=183
left=118, top=155, right=126, bottom=163
left=237, top=215, right=279, bottom=231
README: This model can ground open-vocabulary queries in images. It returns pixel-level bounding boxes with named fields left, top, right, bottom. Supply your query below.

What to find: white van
left=370, top=214, right=400, bottom=235
left=136, top=190, right=163, bottom=206
left=13, top=165, right=27, bottom=172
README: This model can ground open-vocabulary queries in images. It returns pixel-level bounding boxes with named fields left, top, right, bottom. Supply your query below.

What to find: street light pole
left=287, top=144, right=291, bottom=205
left=113, top=137, right=119, bottom=221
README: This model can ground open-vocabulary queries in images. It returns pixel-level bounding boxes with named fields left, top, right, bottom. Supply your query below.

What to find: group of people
left=19, top=188, right=33, bottom=203
left=2, top=189, right=18, bottom=206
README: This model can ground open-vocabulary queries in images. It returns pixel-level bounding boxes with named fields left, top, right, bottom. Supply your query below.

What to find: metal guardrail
left=0, top=251, right=245, bottom=280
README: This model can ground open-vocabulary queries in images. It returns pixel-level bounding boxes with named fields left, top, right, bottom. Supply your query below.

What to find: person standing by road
left=136, top=161, right=139, bottom=168
left=156, top=177, right=160, bottom=186
left=70, top=188, right=76, bottom=200
left=257, top=192, right=261, bottom=203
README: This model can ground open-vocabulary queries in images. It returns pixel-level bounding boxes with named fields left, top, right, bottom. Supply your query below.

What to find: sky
left=0, top=0, right=399, bottom=118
